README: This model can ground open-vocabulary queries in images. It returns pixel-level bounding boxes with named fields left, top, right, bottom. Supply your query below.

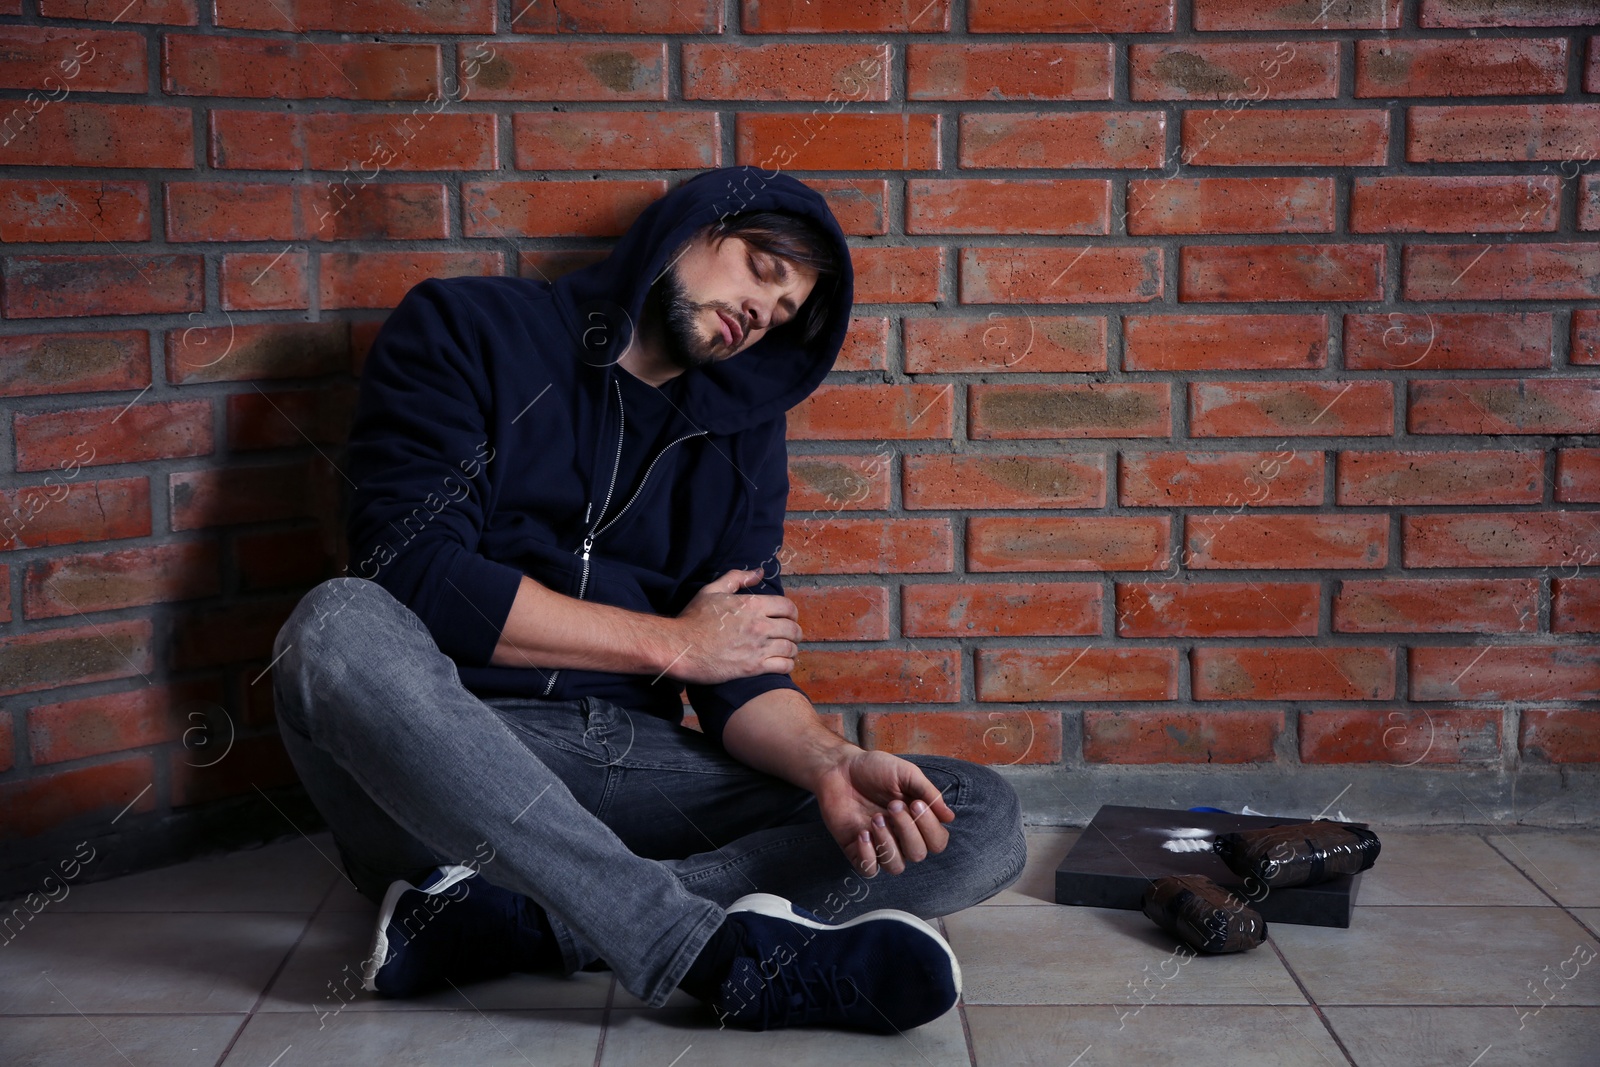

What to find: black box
left=1054, top=804, right=1366, bottom=928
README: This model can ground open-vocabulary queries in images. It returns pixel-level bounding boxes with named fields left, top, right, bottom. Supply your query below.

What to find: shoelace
left=760, top=961, right=862, bottom=1028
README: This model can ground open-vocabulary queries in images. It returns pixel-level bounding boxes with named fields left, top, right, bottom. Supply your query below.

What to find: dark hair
left=700, top=210, right=842, bottom=344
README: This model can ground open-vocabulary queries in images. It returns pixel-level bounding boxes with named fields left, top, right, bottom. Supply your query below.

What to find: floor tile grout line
left=211, top=876, right=341, bottom=1067
left=940, top=915, right=981, bottom=1067
left=1266, top=939, right=1360, bottom=1067
left=591, top=971, right=616, bottom=1067
left=1479, top=834, right=1600, bottom=942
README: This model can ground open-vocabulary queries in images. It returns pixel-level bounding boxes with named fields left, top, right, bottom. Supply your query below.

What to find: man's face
left=649, top=233, right=821, bottom=372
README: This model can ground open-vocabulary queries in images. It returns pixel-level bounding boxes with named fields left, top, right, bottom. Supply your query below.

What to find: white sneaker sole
left=725, top=891, right=963, bottom=996
left=361, top=864, right=479, bottom=992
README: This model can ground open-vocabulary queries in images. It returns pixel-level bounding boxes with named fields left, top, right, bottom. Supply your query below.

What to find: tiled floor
left=3, top=826, right=1598, bottom=1065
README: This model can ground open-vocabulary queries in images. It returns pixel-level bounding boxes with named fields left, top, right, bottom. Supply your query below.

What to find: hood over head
left=551, top=166, right=854, bottom=435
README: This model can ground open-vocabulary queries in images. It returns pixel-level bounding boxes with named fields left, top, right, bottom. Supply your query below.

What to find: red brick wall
left=2, top=1, right=1599, bottom=861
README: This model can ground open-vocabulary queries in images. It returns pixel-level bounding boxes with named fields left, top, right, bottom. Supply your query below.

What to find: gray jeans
left=270, top=576, right=1028, bottom=1008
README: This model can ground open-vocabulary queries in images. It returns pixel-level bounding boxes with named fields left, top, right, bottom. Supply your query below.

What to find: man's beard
left=646, top=263, right=741, bottom=372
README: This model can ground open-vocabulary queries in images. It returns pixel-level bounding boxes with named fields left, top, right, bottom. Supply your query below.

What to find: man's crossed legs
left=271, top=577, right=1028, bottom=1021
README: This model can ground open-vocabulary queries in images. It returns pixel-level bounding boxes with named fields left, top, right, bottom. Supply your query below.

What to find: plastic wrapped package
left=1140, top=874, right=1267, bottom=954
left=1213, top=820, right=1381, bottom=889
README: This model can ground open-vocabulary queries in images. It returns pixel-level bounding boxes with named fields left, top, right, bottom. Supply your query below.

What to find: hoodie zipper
left=541, top=379, right=709, bottom=697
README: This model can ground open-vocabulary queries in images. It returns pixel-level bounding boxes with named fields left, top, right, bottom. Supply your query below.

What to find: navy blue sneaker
left=709, top=892, right=961, bottom=1034
left=361, top=865, right=557, bottom=997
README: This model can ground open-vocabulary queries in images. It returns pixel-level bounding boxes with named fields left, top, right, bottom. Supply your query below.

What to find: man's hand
left=812, top=749, right=957, bottom=878
left=665, top=568, right=802, bottom=685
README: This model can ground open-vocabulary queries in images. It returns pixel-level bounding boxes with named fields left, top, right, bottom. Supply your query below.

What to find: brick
left=0, top=618, right=153, bottom=698
left=1085, top=710, right=1282, bottom=764
left=1557, top=448, right=1600, bottom=503
left=744, top=0, right=950, bottom=32
left=968, top=516, right=1171, bottom=572
left=520, top=249, right=607, bottom=284
left=1408, top=379, right=1600, bottom=436
left=788, top=453, right=892, bottom=512
left=1130, top=42, right=1338, bottom=101
left=907, top=43, right=1113, bottom=101
left=1404, top=244, right=1600, bottom=302
left=464, top=42, right=666, bottom=101
left=170, top=733, right=299, bottom=808
left=1350, top=175, right=1559, bottom=234
left=1338, top=450, right=1543, bottom=507
left=1189, top=381, right=1393, bottom=437
left=211, top=112, right=497, bottom=172
left=319, top=251, right=501, bottom=311
left=1419, top=0, right=1600, bottom=26
left=515, top=0, right=719, bottom=31
left=163, top=35, right=440, bottom=99
left=787, top=384, right=953, bottom=441
left=782, top=518, right=953, bottom=574
left=907, top=179, right=1111, bottom=236
left=793, top=648, right=960, bottom=704
left=0, top=755, right=156, bottom=840
left=1554, top=579, right=1599, bottom=632
left=960, top=112, right=1165, bottom=169
left=1123, top=314, right=1326, bottom=371
left=1403, top=513, right=1600, bottom=569
left=1193, top=646, right=1395, bottom=701
left=1409, top=105, right=1600, bottom=163
left=164, top=182, right=294, bottom=242
left=1344, top=312, right=1553, bottom=370
left=1300, top=707, right=1501, bottom=765
left=3, top=255, right=201, bottom=319
left=1334, top=578, right=1537, bottom=634
left=1583, top=176, right=1600, bottom=232
left=1356, top=38, right=1566, bottom=98
left=1, top=331, right=149, bottom=398
left=969, top=0, right=1174, bottom=32
left=810, top=181, right=889, bottom=237
left=169, top=596, right=299, bottom=669
left=1411, top=645, right=1600, bottom=702
left=236, top=526, right=336, bottom=592
left=1591, top=40, right=1600, bottom=95
left=903, top=581, right=1102, bottom=637
left=463, top=181, right=664, bottom=238
left=214, top=0, right=493, bottom=32
left=684, top=44, right=889, bottom=101
left=170, top=461, right=331, bottom=531
left=303, top=183, right=448, bottom=242
left=1575, top=310, right=1600, bottom=366
left=851, top=247, right=944, bottom=304
left=977, top=648, right=1179, bottom=702
left=24, top=541, right=220, bottom=620
left=228, top=386, right=357, bottom=451
left=905, top=316, right=1107, bottom=373
left=1180, top=245, right=1384, bottom=303
left=960, top=247, right=1164, bottom=304
left=1182, top=109, right=1389, bottom=167
left=37, top=0, right=195, bottom=23
left=29, top=682, right=222, bottom=764
left=0, top=21, right=93, bottom=102
left=834, top=315, right=889, bottom=369
left=1120, top=450, right=1323, bottom=508
left=222, top=251, right=308, bottom=312
left=205, top=111, right=302, bottom=170
left=1520, top=709, right=1600, bottom=764
left=1, top=477, right=150, bottom=553
left=0, top=103, right=193, bottom=168
left=970, top=383, right=1171, bottom=439
left=1187, top=514, right=1389, bottom=570
left=1195, top=0, right=1399, bottom=29
left=15, top=400, right=213, bottom=472
left=1116, top=581, right=1319, bottom=638
left=860, top=710, right=1062, bottom=765
left=905, top=454, right=1107, bottom=510
left=736, top=113, right=940, bottom=171
left=512, top=112, right=720, bottom=171
left=166, top=322, right=347, bottom=385
left=1128, top=177, right=1333, bottom=235
left=0, top=179, right=149, bottom=243
left=0, top=564, right=8, bottom=625
left=787, top=585, right=890, bottom=641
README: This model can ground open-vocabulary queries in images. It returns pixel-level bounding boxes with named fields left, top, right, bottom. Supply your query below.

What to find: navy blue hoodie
left=344, top=167, right=854, bottom=746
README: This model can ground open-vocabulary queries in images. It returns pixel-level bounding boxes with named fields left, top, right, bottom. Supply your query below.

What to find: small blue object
left=1188, top=806, right=1232, bottom=814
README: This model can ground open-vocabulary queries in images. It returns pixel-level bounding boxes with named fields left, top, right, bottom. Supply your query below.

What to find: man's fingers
left=868, top=814, right=904, bottom=875
left=759, top=655, right=795, bottom=674
left=853, top=830, right=878, bottom=877
left=907, top=797, right=952, bottom=854
left=882, top=800, right=927, bottom=864
left=746, top=593, right=798, bottom=620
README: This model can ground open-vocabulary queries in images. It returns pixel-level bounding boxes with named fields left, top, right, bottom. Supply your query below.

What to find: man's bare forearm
left=488, top=574, right=680, bottom=673
left=720, top=687, right=860, bottom=793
